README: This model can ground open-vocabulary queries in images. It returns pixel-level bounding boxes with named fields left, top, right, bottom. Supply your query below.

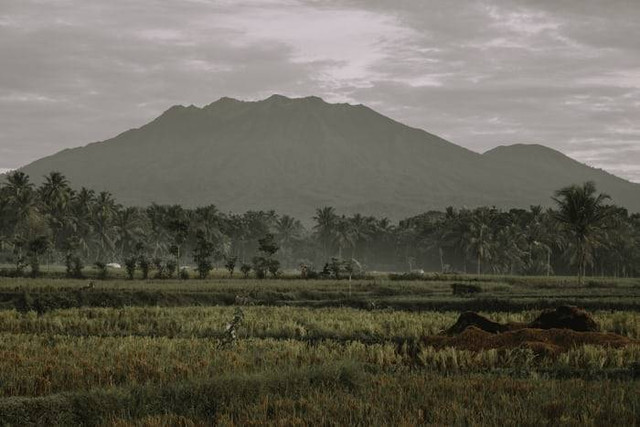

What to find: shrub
left=152, top=257, right=166, bottom=279
left=329, top=258, right=343, bottom=279
left=65, top=254, right=84, bottom=279
left=252, top=257, right=267, bottom=279
left=267, top=259, right=280, bottom=278
left=94, top=262, right=108, bottom=280
left=138, top=256, right=150, bottom=280
left=27, top=236, right=50, bottom=278
left=451, top=283, right=482, bottom=296
left=166, top=260, right=177, bottom=279
left=124, top=257, right=137, bottom=280
left=252, top=234, right=280, bottom=279
left=193, top=231, right=216, bottom=279
left=240, top=264, right=251, bottom=278
left=224, top=256, right=238, bottom=277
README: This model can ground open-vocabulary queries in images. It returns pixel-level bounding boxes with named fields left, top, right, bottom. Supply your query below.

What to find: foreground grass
left=2, top=332, right=640, bottom=399
left=3, top=368, right=639, bottom=425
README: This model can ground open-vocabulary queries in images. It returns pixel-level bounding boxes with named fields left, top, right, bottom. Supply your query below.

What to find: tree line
left=1, top=171, right=639, bottom=281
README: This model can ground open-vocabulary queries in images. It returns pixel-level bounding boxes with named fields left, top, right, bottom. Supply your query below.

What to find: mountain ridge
left=12, top=95, right=640, bottom=219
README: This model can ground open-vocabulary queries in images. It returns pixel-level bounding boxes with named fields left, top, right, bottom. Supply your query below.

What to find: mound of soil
left=444, top=312, right=525, bottom=335
left=529, top=305, right=599, bottom=332
left=445, top=305, right=599, bottom=336
left=430, top=306, right=633, bottom=355
left=422, top=327, right=635, bottom=355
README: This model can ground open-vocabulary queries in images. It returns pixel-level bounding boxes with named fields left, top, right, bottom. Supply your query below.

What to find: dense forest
left=1, top=171, right=639, bottom=279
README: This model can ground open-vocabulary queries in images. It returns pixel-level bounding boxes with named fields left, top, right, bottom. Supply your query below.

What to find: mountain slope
left=482, top=144, right=640, bottom=211
left=17, top=95, right=640, bottom=219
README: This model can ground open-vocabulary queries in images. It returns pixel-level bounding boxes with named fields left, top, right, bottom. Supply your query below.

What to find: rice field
left=1, top=276, right=639, bottom=425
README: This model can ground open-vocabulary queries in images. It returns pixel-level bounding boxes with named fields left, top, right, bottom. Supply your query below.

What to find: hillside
left=16, top=95, right=640, bottom=219
left=482, top=144, right=640, bottom=211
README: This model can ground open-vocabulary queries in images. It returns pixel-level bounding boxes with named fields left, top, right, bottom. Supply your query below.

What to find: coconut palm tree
left=313, top=207, right=338, bottom=260
left=39, top=172, right=73, bottom=253
left=467, top=207, right=498, bottom=275
left=333, top=216, right=355, bottom=259
left=3, top=171, right=42, bottom=240
left=146, top=203, right=170, bottom=258
left=70, top=187, right=96, bottom=259
left=39, top=172, right=71, bottom=210
left=445, top=209, right=473, bottom=273
left=552, top=181, right=614, bottom=284
left=276, top=214, right=302, bottom=267
left=92, top=191, right=119, bottom=261
left=192, top=205, right=224, bottom=242
left=114, top=207, right=145, bottom=259
left=347, top=213, right=375, bottom=260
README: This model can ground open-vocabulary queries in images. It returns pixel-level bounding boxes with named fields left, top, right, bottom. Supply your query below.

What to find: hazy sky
left=1, top=0, right=639, bottom=181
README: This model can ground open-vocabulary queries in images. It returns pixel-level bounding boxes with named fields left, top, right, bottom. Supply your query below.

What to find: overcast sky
left=1, top=0, right=639, bottom=181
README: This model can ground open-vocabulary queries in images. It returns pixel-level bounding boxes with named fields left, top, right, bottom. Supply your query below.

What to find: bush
left=240, top=264, right=251, bottom=279
left=451, top=283, right=482, bottom=296
left=27, top=236, right=50, bottom=278
left=94, top=262, right=108, bottom=280
left=138, top=257, right=150, bottom=280
left=267, top=259, right=281, bottom=278
left=193, top=231, right=216, bottom=279
left=152, top=258, right=166, bottom=279
left=166, top=260, right=177, bottom=279
left=252, top=257, right=267, bottom=279
left=124, top=257, right=137, bottom=280
left=224, top=256, right=237, bottom=277
left=65, top=254, right=84, bottom=279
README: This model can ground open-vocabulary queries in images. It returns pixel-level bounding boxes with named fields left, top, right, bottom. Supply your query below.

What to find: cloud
left=0, top=0, right=639, bottom=182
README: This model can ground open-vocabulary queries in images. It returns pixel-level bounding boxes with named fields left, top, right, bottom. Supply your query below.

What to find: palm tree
left=39, top=172, right=72, bottom=253
left=92, top=191, right=118, bottom=261
left=114, top=207, right=145, bottom=259
left=424, top=209, right=455, bottom=272
left=333, top=216, right=355, bottom=259
left=523, top=206, right=556, bottom=276
left=224, top=214, right=248, bottom=262
left=0, top=189, right=10, bottom=252
left=276, top=214, right=302, bottom=267
left=4, top=171, right=41, bottom=240
left=552, top=181, right=613, bottom=284
left=192, top=205, right=224, bottom=242
left=467, top=207, right=497, bottom=275
left=372, top=217, right=395, bottom=268
left=445, top=209, right=473, bottom=273
left=70, top=187, right=96, bottom=259
left=313, top=207, right=338, bottom=260
left=40, top=172, right=71, bottom=210
left=146, top=203, right=170, bottom=258
left=492, top=223, right=526, bottom=274
left=347, top=213, right=375, bottom=260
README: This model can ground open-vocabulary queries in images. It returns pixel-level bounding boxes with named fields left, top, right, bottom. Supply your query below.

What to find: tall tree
left=92, top=191, right=118, bottom=261
left=39, top=172, right=73, bottom=254
left=552, top=181, right=614, bottom=284
left=114, top=207, right=145, bottom=259
left=276, top=214, right=302, bottom=267
left=313, top=207, right=338, bottom=260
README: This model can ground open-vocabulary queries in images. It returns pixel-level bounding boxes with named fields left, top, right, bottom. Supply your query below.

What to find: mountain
left=16, top=95, right=640, bottom=220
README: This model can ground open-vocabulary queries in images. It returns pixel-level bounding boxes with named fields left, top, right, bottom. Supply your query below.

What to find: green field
left=1, top=275, right=640, bottom=425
